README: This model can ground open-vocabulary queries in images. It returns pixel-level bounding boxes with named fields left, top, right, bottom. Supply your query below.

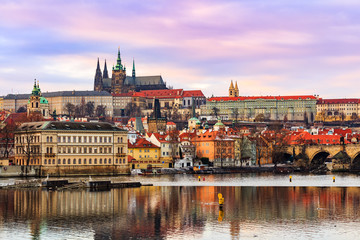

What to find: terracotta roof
left=182, top=90, right=205, bottom=97
left=167, top=122, right=176, bottom=125
left=151, top=133, right=169, bottom=143
left=286, top=131, right=350, bottom=145
left=139, top=89, right=183, bottom=99
left=209, top=95, right=317, bottom=102
left=128, top=138, right=160, bottom=148
left=317, top=98, right=360, bottom=104
left=127, top=155, right=135, bottom=163
left=112, top=92, right=134, bottom=97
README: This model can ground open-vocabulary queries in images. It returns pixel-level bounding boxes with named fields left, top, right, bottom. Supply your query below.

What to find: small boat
left=131, top=169, right=144, bottom=175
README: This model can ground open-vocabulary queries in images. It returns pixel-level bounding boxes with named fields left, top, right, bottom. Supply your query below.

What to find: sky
left=1, top=0, right=360, bottom=98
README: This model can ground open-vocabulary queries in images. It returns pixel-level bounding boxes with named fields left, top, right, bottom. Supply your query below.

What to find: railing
left=45, top=153, right=56, bottom=158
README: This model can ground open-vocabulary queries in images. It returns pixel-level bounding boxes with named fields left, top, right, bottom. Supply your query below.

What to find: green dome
left=214, top=119, right=224, bottom=126
left=40, top=97, right=48, bottom=104
left=189, top=117, right=198, bottom=121
left=196, top=119, right=201, bottom=125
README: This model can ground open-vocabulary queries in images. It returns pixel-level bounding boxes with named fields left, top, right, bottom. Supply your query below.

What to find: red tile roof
left=128, top=138, right=160, bottom=148
left=182, top=90, right=205, bottom=97
left=317, top=98, right=360, bottom=104
left=209, top=95, right=317, bottom=102
left=139, top=89, right=183, bottom=99
left=112, top=92, right=134, bottom=97
left=286, top=131, right=350, bottom=145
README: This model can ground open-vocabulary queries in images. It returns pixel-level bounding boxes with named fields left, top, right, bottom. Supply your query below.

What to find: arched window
left=84, top=159, right=87, bottom=164
left=36, top=102, right=38, bottom=108
left=94, top=158, right=97, bottom=164
left=68, top=159, right=70, bottom=164
left=44, top=159, right=47, bottom=164
left=63, top=159, right=66, bottom=164
left=100, top=158, right=102, bottom=164
left=89, top=158, right=92, bottom=164
left=73, top=159, right=76, bottom=164
left=104, top=158, right=107, bottom=164
left=78, top=159, right=81, bottom=164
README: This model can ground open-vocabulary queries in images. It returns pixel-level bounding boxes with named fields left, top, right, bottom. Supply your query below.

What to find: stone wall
left=40, top=165, right=130, bottom=177
left=0, top=166, right=39, bottom=177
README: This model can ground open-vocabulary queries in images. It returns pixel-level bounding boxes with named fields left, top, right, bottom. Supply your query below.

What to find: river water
left=1, top=173, right=360, bottom=240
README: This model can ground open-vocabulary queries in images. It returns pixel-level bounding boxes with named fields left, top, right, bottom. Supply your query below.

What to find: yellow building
left=128, top=138, right=168, bottom=169
left=316, top=98, right=360, bottom=122
left=14, top=121, right=128, bottom=169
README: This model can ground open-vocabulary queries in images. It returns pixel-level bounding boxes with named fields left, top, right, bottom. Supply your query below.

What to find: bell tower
left=234, top=81, right=239, bottom=97
left=111, top=47, right=127, bottom=94
left=229, top=80, right=235, bottom=97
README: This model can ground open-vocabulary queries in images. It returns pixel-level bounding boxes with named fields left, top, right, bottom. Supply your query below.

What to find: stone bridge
left=283, top=144, right=360, bottom=165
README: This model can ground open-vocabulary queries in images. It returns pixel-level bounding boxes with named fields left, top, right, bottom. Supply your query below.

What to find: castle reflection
left=0, top=186, right=359, bottom=239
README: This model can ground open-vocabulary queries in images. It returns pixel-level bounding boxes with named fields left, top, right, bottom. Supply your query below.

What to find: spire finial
left=132, top=58, right=136, bottom=78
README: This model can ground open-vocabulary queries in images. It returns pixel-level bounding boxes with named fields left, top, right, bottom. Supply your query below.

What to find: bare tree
left=65, top=103, right=75, bottom=117
left=125, top=102, right=141, bottom=117
left=85, top=101, right=95, bottom=117
left=212, top=107, right=220, bottom=119
left=232, top=108, right=239, bottom=123
left=95, top=105, right=106, bottom=117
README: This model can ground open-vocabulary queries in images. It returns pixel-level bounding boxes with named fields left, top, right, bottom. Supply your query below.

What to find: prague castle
left=94, top=48, right=168, bottom=94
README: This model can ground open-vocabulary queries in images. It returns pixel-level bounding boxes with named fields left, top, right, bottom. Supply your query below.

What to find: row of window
left=16, top=135, right=125, bottom=144
left=43, top=158, right=126, bottom=165
left=58, top=146, right=113, bottom=154
left=58, top=136, right=113, bottom=143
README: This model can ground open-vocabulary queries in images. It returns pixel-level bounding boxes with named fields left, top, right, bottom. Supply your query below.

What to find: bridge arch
left=351, top=152, right=360, bottom=170
left=310, top=150, right=330, bottom=166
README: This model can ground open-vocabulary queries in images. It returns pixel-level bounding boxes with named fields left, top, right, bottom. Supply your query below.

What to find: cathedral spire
left=103, top=59, right=109, bottom=79
left=234, top=81, right=239, bottom=97
left=229, top=80, right=235, bottom=97
left=96, top=57, right=101, bottom=70
left=94, top=57, right=103, bottom=91
left=132, top=58, right=136, bottom=78
left=114, top=47, right=123, bottom=70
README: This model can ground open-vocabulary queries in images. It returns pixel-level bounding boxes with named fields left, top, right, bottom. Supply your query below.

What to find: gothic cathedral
left=94, top=48, right=167, bottom=94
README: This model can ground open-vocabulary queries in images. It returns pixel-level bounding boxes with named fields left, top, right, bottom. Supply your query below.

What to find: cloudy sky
left=1, top=0, right=360, bottom=98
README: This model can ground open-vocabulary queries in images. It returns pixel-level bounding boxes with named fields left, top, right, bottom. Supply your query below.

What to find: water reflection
left=0, top=186, right=360, bottom=239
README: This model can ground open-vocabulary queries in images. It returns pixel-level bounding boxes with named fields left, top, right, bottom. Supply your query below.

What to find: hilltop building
left=200, top=81, right=317, bottom=122
left=94, top=48, right=168, bottom=94
left=316, top=98, right=360, bottom=121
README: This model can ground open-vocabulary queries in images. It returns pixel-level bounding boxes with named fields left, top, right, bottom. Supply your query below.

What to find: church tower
left=132, top=58, right=136, bottom=78
left=27, top=79, right=49, bottom=118
left=94, top=58, right=103, bottom=91
left=111, top=48, right=127, bottom=94
left=234, top=81, right=239, bottom=97
left=229, top=80, right=235, bottom=97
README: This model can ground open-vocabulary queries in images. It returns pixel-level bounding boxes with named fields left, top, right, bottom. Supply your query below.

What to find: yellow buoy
left=218, top=193, right=224, bottom=205
left=198, top=176, right=201, bottom=181
left=289, top=176, right=292, bottom=182
left=333, top=176, right=335, bottom=183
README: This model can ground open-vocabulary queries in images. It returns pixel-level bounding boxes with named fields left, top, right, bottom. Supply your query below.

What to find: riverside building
left=14, top=121, right=128, bottom=174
